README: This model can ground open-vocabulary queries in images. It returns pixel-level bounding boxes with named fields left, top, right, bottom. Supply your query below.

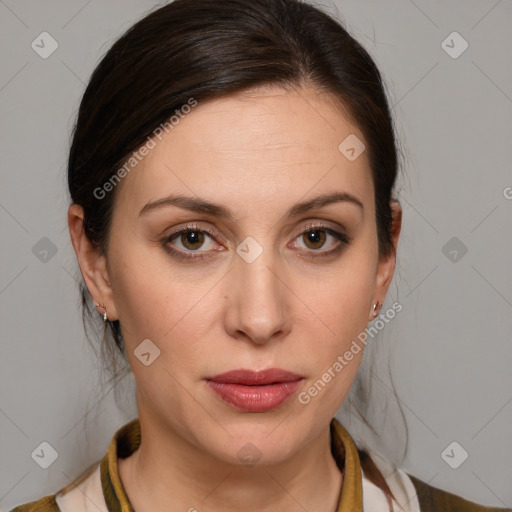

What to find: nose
left=224, top=249, right=292, bottom=346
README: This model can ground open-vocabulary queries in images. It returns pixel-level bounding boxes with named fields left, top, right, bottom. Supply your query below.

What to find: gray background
left=1, top=0, right=511, bottom=509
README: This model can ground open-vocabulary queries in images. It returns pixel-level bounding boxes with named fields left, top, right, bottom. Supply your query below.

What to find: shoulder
left=361, top=446, right=510, bottom=512
left=406, top=473, right=512, bottom=512
left=8, top=419, right=138, bottom=512
left=9, top=463, right=106, bottom=512
left=9, top=494, right=60, bottom=512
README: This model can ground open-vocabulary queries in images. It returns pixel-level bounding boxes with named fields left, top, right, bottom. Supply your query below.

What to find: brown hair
left=67, top=0, right=402, bottom=508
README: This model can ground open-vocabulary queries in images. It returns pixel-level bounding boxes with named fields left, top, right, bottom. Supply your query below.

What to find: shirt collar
left=100, top=417, right=363, bottom=512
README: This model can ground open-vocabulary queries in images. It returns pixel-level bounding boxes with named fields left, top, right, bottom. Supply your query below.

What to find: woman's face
left=99, top=85, right=397, bottom=465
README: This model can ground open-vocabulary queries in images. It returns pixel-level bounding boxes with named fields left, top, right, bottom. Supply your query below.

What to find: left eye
left=293, top=227, right=345, bottom=252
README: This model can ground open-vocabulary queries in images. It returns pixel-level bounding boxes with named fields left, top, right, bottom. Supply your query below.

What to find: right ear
left=67, top=204, right=119, bottom=321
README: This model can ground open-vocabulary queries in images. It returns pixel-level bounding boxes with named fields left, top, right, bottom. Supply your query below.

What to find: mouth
left=207, top=368, right=304, bottom=385
left=205, top=368, right=304, bottom=412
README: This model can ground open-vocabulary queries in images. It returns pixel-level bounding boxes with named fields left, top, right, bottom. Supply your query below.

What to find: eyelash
left=161, top=222, right=352, bottom=261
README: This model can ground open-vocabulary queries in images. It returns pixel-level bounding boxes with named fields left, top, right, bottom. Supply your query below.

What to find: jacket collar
left=100, top=417, right=363, bottom=511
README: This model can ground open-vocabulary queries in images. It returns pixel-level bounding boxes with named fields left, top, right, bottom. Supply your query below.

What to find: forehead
left=114, top=85, right=373, bottom=216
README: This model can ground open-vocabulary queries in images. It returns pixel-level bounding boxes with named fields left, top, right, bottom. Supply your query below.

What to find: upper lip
left=206, top=368, right=304, bottom=385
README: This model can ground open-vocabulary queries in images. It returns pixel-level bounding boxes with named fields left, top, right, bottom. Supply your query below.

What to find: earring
left=95, top=302, right=108, bottom=322
left=372, top=302, right=383, bottom=317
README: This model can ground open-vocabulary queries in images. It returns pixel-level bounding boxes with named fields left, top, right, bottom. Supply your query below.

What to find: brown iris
left=180, top=230, right=205, bottom=250
left=302, top=229, right=326, bottom=250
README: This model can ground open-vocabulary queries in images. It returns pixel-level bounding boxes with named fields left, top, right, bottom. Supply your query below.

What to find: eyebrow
left=138, top=191, right=364, bottom=219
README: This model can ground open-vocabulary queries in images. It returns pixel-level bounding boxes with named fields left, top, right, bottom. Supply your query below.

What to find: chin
left=199, top=421, right=304, bottom=467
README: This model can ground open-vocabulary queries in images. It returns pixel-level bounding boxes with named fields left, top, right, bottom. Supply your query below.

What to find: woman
left=11, top=0, right=510, bottom=510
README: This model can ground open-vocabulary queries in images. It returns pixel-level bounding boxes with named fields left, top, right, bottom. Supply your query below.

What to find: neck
left=118, top=412, right=344, bottom=512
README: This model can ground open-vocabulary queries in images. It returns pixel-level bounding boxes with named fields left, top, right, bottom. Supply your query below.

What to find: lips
left=205, top=368, right=304, bottom=412
left=207, top=368, right=304, bottom=385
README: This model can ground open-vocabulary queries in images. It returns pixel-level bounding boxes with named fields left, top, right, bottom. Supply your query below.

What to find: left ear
left=369, top=200, right=402, bottom=320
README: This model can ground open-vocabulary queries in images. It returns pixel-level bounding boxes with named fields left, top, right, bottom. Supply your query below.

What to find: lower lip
left=206, top=380, right=303, bottom=412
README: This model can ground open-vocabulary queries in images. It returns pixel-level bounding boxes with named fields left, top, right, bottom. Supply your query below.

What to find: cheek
left=307, top=255, right=376, bottom=341
left=108, top=241, right=220, bottom=364
left=295, top=248, right=376, bottom=396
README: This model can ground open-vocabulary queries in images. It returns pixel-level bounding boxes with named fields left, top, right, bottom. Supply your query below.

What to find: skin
left=69, top=84, right=401, bottom=512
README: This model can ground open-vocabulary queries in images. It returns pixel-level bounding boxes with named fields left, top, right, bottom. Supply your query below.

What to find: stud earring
left=372, top=302, right=383, bottom=317
left=95, top=302, right=108, bottom=322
